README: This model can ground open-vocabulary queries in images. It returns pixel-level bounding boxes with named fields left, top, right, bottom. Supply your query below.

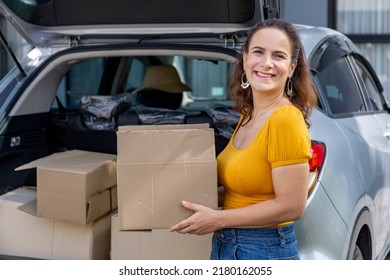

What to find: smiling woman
left=169, top=19, right=318, bottom=260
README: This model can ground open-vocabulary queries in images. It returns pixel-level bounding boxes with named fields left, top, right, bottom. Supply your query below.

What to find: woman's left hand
left=169, top=200, right=221, bottom=235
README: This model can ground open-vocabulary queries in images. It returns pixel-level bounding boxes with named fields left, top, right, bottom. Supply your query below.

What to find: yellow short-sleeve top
left=217, top=104, right=311, bottom=211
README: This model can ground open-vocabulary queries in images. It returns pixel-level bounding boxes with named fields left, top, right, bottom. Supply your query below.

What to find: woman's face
left=243, top=27, right=296, bottom=97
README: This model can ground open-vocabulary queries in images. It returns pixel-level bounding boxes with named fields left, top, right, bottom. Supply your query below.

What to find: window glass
left=316, top=54, right=365, bottom=115
left=54, top=55, right=233, bottom=110
left=356, top=43, right=390, bottom=102
left=354, top=59, right=384, bottom=112
left=125, top=58, right=149, bottom=92
left=184, top=59, right=230, bottom=100
left=55, top=58, right=105, bottom=109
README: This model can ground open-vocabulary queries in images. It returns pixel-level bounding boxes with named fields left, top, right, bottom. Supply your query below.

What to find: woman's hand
left=169, top=200, right=221, bottom=235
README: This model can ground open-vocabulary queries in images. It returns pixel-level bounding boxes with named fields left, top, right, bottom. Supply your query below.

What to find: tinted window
left=54, top=55, right=233, bottom=110
left=57, top=58, right=106, bottom=109
left=354, top=59, right=384, bottom=112
left=314, top=44, right=366, bottom=115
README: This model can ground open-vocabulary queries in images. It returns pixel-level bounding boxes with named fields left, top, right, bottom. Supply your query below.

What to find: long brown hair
left=230, top=19, right=317, bottom=128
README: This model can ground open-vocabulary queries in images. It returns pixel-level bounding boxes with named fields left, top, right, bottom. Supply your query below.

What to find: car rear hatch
left=0, top=0, right=280, bottom=48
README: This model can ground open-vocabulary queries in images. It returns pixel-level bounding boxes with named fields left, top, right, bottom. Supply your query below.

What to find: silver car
left=0, top=0, right=389, bottom=260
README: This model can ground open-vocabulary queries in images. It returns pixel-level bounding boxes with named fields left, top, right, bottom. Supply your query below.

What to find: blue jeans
left=210, top=224, right=299, bottom=260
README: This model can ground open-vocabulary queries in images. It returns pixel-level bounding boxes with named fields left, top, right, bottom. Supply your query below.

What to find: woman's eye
left=274, top=54, right=287, bottom=59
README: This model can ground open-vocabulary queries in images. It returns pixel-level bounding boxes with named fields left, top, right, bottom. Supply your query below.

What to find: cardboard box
left=110, top=214, right=212, bottom=259
left=0, top=187, right=111, bottom=259
left=16, top=150, right=117, bottom=224
left=117, top=124, right=218, bottom=230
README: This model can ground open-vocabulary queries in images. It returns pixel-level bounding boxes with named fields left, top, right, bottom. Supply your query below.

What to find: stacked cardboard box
left=112, top=124, right=218, bottom=259
left=16, top=150, right=117, bottom=225
left=110, top=214, right=212, bottom=260
left=0, top=187, right=111, bottom=259
left=0, top=150, right=118, bottom=259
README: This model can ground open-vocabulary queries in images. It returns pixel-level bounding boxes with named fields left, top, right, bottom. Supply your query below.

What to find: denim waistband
left=214, top=224, right=295, bottom=246
left=211, top=224, right=299, bottom=259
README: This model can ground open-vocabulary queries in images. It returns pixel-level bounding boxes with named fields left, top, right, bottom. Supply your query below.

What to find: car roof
left=294, top=24, right=349, bottom=58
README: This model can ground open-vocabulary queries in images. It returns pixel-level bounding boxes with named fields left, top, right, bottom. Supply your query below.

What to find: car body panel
left=295, top=181, right=349, bottom=260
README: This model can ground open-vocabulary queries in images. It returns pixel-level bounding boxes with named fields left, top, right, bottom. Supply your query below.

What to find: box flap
left=85, top=189, right=112, bottom=224
left=36, top=186, right=115, bottom=225
left=117, top=123, right=209, bottom=132
left=117, top=126, right=215, bottom=164
left=18, top=199, right=38, bottom=216
left=15, top=150, right=116, bottom=174
left=18, top=187, right=116, bottom=225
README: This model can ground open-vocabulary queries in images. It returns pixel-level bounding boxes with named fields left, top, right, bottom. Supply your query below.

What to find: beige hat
left=137, top=65, right=192, bottom=93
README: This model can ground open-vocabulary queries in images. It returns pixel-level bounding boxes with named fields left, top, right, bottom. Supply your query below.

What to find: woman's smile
left=254, top=71, right=274, bottom=79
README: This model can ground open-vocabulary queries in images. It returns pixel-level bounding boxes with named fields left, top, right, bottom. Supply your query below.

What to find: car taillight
left=308, top=141, right=326, bottom=195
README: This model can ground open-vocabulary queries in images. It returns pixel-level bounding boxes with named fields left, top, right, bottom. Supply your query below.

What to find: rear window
left=54, top=55, right=234, bottom=111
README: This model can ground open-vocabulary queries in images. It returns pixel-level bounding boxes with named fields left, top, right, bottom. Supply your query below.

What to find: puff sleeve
left=267, top=106, right=311, bottom=168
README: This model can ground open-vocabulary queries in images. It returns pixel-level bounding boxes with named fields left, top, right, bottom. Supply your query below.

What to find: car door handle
left=385, top=131, right=390, bottom=141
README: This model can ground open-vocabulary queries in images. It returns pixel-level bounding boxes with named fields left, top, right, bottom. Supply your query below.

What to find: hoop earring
left=241, top=73, right=250, bottom=89
left=286, top=77, right=294, bottom=98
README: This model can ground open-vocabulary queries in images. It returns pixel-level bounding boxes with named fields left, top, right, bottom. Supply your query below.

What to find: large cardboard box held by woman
left=116, top=124, right=218, bottom=230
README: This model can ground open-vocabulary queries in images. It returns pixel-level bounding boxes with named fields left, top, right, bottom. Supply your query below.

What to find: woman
left=170, top=19, right=317, bottom=260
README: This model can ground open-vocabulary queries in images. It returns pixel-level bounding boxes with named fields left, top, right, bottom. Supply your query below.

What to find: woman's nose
left=260, top=54, right=273, bottom=68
